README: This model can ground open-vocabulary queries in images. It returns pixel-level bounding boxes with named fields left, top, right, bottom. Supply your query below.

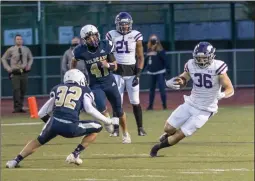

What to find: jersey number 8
left=55, top=86, right=82, bottom=109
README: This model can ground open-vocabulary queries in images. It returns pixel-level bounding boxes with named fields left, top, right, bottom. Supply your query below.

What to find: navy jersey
left=73, top=40, right=115, bottom=86
left=50, top=83, right=93, bottom=122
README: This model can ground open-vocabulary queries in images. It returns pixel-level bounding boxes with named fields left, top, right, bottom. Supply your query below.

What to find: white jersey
left=184, top=59, right=228, bottom=113
left=105, top=30, right=143, bottom=65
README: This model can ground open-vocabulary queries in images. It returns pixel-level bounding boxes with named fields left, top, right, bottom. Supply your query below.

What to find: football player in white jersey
left=150, top=42, right=234, bottom=157
left=106, top=12, right=146, bottom=137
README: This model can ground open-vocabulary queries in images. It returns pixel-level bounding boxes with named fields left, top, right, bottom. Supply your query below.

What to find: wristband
left=108, top=63, right=116, bottom=71
left=136, top=68, right=142, bottom=77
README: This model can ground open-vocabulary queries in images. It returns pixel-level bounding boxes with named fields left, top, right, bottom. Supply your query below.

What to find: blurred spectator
left=1, top=34, right=34, bottom=113
left=61, top=37, right=88, bottom=81
left=144, top=34, right=170, bottom=110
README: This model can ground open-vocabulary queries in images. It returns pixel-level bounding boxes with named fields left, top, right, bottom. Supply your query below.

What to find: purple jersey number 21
left=116, top=41, right=130, bottom=53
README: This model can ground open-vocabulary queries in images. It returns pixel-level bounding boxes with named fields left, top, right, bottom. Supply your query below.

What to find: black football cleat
left=150, top=144, right=160, bottom=157
left=138, top=127, right=147, bottom=136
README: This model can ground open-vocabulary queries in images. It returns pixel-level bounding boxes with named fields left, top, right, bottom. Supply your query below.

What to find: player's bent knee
left=168, top=130, right=185, bottom=145
left=114, top=108, right=124, bottom=118
left=164, top=123, right=176, bottom=135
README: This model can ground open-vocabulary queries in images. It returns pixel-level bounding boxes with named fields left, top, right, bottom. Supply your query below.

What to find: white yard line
left=1, top=122, right=42, bottom=126
left=4, top=168, right=254, bottom=172
left=92, top=153, right=149, bottom=156
left=71, top=179, right=118, bottom=181
left=124, top=175, right=167, bottom=178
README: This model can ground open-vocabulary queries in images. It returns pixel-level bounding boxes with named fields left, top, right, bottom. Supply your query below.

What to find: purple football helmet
left=115, top=12, right=133, bottom=35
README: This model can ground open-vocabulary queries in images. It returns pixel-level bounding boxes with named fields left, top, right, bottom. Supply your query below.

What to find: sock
left=72, top=144, right=85, bottom=158
left=114, top=124, right=119, bottom=131
left=132, top=104, right=143, bottom=128
left=112, top=113, right=119, bottom=132
left=14, top=154, right=24, bottom=163
left=159, top=138, right=171, bottom=149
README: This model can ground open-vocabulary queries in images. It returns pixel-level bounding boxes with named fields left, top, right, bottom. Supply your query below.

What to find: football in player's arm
left=166, top=66, right=234, bottom=99
left=150, top=42, right=234, bottom=157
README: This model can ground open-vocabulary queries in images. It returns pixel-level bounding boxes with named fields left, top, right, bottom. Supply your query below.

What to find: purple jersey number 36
left=116, top=41, right=130, bottom=53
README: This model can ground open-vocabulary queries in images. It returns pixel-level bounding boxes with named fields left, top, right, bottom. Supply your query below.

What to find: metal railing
left=1, top=49, right=254, bottom=97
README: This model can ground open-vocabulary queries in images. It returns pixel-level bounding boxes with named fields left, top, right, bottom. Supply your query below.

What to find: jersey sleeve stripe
left=106, top=33, right=112, bottom=41
left=217, top=64, right=228, bottom=75
left=134, top=33, right=142, bottom=39
left=184, top=63, right=189, bottom=72
left=135, top=35, right=143, bottom=41
left=216, top=63, right=226, bottom=74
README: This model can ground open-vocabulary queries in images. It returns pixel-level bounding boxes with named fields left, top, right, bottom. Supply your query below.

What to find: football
left=174, top=77, right=187, bottom=88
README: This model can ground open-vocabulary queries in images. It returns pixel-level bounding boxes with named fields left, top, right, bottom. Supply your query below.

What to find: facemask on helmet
left=115, top=12, right=133, bottom=35
left=193, top=42, right=216, bottom=68
left=80, top=25, right=100, bottom=48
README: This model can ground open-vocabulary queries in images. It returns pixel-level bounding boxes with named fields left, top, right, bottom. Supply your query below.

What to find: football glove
left=132, top=76, right=139, bottom=87
left=165, top=77, right=181, bottom=90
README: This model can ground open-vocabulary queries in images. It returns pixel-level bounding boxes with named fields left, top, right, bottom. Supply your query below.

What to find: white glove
left=165, top=77, right=180, bottom=90
left=104, top=118, right=114, bottom=134
left=217, top=92, right=226, bottom=100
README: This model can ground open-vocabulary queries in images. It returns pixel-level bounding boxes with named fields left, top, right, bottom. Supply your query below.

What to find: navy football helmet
left=115, top=12, right=133, bottom=35
left=193, top=42, right=216, bottom=68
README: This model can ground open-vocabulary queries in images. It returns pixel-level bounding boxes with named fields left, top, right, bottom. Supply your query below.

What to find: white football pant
left=167, top=102, right=214, bottom=136
left=113, top=74, right=140, bottom=105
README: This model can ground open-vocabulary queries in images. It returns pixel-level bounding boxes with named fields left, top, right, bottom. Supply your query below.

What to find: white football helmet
left=64, top=69, right=87, bottom=86
left=80, top=24, right=100, bottom=47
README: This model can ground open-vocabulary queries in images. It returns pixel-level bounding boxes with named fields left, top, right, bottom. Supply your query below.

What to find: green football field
left=1, top=106, right=254, bottom=181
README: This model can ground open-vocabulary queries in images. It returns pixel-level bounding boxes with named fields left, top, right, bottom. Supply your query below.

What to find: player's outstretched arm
left=38, top=97, right=55, bottom=123
left=218, top=73, right=234, bottom=99
left=83, top=94, right=112, bottom=125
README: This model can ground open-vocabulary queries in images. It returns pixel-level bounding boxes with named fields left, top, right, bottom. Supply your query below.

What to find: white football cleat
left=65, top=154, right=83, bottom=165
left=6, top=160, right=18, bottom=168
left=122, top=133, right=131, bottom=144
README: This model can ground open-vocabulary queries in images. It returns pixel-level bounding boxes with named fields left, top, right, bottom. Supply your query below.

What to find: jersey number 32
left=55, top=86, right=82, bottom=109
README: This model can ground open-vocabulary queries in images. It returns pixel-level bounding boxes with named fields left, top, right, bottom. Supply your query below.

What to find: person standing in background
left=1, top=34, right=34, bottom=113
left=144, top=34, right=170, bottom=110
left=61, top=37, right=88, bottom=82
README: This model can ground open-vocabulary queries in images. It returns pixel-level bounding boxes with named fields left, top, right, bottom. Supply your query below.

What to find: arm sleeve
left=134, top=32, right=143, bottom=42
left=38, top=97, right=55, bottom=118
left=216, top=62, right=228, bottom=75
left=72, top=47, right=80, bottom=61
left=27, top=48, right=34, bottom=68
left=1, top=48, right=12, bottom=70
left=105, top=32, right=112, bottom=41
left=83, top=93, right=110, bottom=124
left=184, top=62, right=189, bottom=73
